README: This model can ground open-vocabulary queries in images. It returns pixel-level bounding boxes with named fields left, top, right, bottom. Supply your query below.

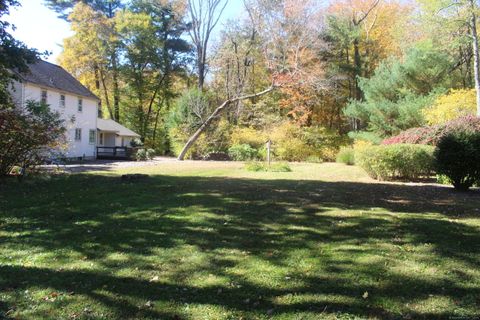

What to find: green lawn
left=1, top=162, right=480, bottom=319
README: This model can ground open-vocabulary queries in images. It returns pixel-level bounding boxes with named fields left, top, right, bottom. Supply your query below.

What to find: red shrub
left=382, top=116, right=480, bottom=146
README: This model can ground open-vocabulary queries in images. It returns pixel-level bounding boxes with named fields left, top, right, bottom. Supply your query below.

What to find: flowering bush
left=382, top=116, right=480, bottom=146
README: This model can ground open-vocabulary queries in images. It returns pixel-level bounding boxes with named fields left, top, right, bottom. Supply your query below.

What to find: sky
left=6, top=0, right=245, bottom=64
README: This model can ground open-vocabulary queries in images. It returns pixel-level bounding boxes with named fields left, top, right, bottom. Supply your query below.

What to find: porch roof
left=97, top=118, right=140, bottom=137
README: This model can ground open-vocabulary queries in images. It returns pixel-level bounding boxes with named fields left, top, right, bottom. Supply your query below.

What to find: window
left=97, top=102, right=102, bottom=118
left=77, top=98, right=83, bottom=112
left=59, top=94, right=65, bottom=108
left=41, top=90, right=47, bottom=104
left=75, top=128, right=82, bottom=141
left=89, top=130, right=96, bottom=144
left=99, top=133, right=104, bottom=145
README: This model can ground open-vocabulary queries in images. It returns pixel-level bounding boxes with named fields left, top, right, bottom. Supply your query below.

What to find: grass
left=1, top=162, right=480, bottom=319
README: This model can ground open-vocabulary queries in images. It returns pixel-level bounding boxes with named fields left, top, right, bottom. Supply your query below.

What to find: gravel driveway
left=57, top=156, right=179, bottom=173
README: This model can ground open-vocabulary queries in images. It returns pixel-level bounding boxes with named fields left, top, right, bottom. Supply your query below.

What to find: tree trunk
left=177, top=86, right=275, bottom=160
left=353, top=38, right=362, bottom=101
left=471, top=3, right=480, bottom=116
left=197, top=47, right=205, bottom=90
left=112, top=51, right=120, bottom=121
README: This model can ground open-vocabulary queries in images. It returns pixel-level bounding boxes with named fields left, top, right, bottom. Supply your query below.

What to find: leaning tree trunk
left=177, top=86, right=275, bottom=160
left=471, top=3, right=480, bottom=116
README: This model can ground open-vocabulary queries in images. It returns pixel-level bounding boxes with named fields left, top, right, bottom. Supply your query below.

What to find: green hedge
left=435, top=131, right=480, bottom=191
left=356, top=144, right=435, bottom=181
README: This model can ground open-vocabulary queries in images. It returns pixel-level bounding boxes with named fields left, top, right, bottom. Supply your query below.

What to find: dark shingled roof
left=14, top=59, right=99, bottom=100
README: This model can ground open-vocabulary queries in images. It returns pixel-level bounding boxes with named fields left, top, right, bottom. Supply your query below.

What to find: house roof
left=97, top=118, right=140, bottom=137
left=14, top=59, right=99, bottom=100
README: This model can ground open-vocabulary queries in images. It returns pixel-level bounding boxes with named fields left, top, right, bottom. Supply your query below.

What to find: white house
left=10, top=60, right=140, bottom=160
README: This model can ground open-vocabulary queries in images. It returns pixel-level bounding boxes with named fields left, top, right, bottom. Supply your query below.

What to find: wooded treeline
left=44, top=0, right=480, bottom=160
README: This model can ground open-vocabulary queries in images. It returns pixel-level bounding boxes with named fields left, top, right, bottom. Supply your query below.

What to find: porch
left=96, top=146, right=138, bottom=160
left=96, top=118, right=141, bottom=160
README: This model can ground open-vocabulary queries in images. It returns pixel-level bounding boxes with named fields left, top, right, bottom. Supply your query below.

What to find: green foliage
left=434, top=131, right=480, bottom=191
left=146, top=148, right=155, bottom=160
left=0, top=101, right=66, bottom=176
left=336, top=147, right=355, bottom=165
left=135, top=148, right=157, bottom=161
left=244, top=161, right=292, bottom=172
left=345, top=45, right=451, bottom=136
left=347, top=131, right=383, bottom=144
left=167, top=88, right=212, bottom=134
left=356, top=144, right=435, bottom=181
left=228, top=144, right=258, bottom=161
left=135, top=148, right=147, bottom=161
left=0, top=0, right=39, bottom=105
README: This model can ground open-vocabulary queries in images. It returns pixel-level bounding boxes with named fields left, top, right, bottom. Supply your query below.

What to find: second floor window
left=59, top=94, right=65, bottom=108
left=78, top=98, right=83, bottom=112
left=41, top=90, right=47, bottom=104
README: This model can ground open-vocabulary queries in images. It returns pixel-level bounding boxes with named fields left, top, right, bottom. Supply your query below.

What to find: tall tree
left=469, top=0, right=480, bottom=115
left=45, top=0, right=123, bottom=121
left=0, top=0, right=39, bottom=105
left=177, top=0, right=326, bottom=159
left=186, top=0, right=228, bottom=90
left=116, top=0, right=190, bottom=141
left=59, top=3, right=116, bottom=119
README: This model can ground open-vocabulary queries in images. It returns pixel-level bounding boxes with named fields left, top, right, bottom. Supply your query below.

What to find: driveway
left=58, top=156, right=179, bottom=173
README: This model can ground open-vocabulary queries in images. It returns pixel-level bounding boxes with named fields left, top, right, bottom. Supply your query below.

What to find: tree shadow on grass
left=1, top=174, right=480, bottom=319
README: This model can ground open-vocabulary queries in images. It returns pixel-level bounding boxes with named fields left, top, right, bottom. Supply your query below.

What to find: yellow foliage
left=353, top=140, right=373, bottom=152
left=423, top=89, right=476, bottom=125
left=230, top=127, right=267, bottom=149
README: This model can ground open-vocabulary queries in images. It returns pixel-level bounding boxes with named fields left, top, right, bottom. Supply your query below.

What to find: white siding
left=21, top=82, right=99, bottom=159
left=8, top=80, right=24, bottom=106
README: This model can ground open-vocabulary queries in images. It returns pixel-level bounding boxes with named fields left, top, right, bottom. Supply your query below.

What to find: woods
left=38, top=0, right=480, bottom=161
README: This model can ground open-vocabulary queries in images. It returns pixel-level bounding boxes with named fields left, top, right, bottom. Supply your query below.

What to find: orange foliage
left=328, top=0, right=413, bottom=66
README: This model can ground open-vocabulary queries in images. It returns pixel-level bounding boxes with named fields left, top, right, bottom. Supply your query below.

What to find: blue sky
left=7, top=0, right=245, bottom=64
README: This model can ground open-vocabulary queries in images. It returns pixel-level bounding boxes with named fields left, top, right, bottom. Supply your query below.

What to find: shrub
left=305, top=156, right=323, bottom=163
left=434, top=131, right=480, bottom=191
left=267, top=122, right=348, bottom=162
left=356, top=144, right=435, bottom=181
left=0, top=101, right=66, bottom=176
left=423, top=89, right=476, bottom=125
left=244, top=161, right=292, bottom=172
left=146, top=148, right=156, bottom=160
left=382, top=116, right=480, bottom=146
left=135, top=148, right=147, bottom=161
left=228, top=144, right=258, bottom=161
left=230, top=127, right=266, bottom=149
left=336, top=147, right=355, bottom=165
